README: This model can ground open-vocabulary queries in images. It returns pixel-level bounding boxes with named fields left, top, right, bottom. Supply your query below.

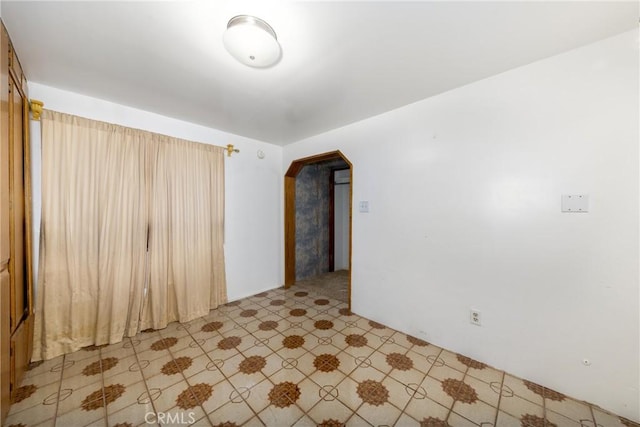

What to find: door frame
left=284, top=151, right=353, bottom=308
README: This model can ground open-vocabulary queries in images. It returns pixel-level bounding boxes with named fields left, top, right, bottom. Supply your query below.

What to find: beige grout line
left=188, top=289, right=440, bottom=425
left=51, top=355, right=66, bottom=426
left=183, top=312, right=268, bottom=424
left=129, top=336, right=162, bottom=427
left=493, top=370, right=506, bottom=426
left=241, top=292, right=440, bottom=425
left=97, top=348, right=108, bottom=427
left=36, top=286, right=622, bottom=427
left=230, top=292, right=356, bottom=424
left=156, top=327, right=213, bottom=427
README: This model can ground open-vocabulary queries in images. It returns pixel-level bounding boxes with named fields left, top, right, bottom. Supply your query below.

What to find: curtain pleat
left=33, top=110, right=226, bottom=361
left=141, top=139, right=227, bottom=330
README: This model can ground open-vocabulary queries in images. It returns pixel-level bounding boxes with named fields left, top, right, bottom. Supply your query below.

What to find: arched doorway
left=284, top=151, right=352, bottom=309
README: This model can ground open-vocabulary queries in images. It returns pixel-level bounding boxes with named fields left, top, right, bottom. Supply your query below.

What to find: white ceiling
left=2, top=1, right=638, bottom=145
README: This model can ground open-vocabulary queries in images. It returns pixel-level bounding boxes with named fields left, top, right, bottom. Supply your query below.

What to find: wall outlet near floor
left=470, top=309, right=481, bottom=326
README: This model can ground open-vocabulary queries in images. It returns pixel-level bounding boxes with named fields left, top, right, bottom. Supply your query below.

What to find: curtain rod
left=28, top=98, right=241, bottom=157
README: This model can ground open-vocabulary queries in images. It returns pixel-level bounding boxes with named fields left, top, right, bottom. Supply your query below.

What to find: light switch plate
left=561, top=194, right=588, bottom=213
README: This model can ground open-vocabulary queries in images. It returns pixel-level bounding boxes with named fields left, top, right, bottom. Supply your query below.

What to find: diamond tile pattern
left=5, top=284, right=638, bottom=426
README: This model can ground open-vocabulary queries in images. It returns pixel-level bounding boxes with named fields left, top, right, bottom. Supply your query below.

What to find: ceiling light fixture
left=223, top=15, right=281, bottom=68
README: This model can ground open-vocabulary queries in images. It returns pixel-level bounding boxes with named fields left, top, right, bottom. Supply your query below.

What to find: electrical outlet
left=470, top=309, right=481, bottom=326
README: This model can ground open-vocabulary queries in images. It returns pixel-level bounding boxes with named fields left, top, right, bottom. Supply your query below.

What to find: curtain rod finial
left=30, top=99, right=44, bottom=121
left=226, top=144, right=240, bottom=157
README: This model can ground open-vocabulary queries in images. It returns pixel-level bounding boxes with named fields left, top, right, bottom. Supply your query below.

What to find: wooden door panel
left=0, top=28, right=9, bottom=267
left=9, top=76, right=25, bottom=332
left=0, top=269, right=10, bottom=422
left=9, top=320, right=27, bottom=402
left=0, top=23, right=32, bottom=426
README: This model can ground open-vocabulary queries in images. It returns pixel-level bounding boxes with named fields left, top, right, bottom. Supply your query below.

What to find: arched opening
left=284, top=151, right=353, bottom=308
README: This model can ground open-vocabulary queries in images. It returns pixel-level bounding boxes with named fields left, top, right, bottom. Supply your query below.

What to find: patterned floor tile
left=105, top=380, right=148, bottom=415
left=464, top=374, right=501, bottom=407
left=386, top=355, right=427, bottom=387
left=206, top=399, right=256, bottom=425
left=19, top=372, right=60, bottom=394
left=23, top=358, right=62, bottom=378
left=3, top=398, right=57, bottom=427
left=8, top=380, right=60, bottom=414
left=257, top=402, right=305, bottom=426
left=55, top=381, right=105, bottom=416
left=269, top=363, right=307, bottom=385
left=161, top=321, right=194, bottom=338
left=593, top=409, right=639, bottom=427
left=394, top=412, right=423, bottom=426
left=63, top=346, right=104, bottom=363
left=403, top=395, right=450, bottom=423
left=502, top=374, right=545, bottom=406
left=160, top=404, right=208, bottom=427
left=407, top=347, right=444, bottom=373
left=418, top=376, right=455, bottom=410
left=295, top=378, right=324, bottom=412
left=439, top=350, right=471, bottom=373
left=546, top=396, right=595, bottom=425
left=545, top=409, right=582, bottom=426
left=452, top=398, right=497, bottom=426
left=150, top=379, right=193, bottom=414
left=54, top=405, right=106, bottom=427
left=355, top=396, right=402, bottom=426
left=197, top=378, right=236, bottom=415
left=381, top=374, right=415, bottom=412
left=134, top=347, right=175, bottom=366
left=307, top=393, right=355, bottom=424
left=61, top=354, right=101, bottom=379
left=349, top=363, right=386, bottom=386
left=498, top=392, right=544, bottom=423
left=5, top=284, right=638, bottom=427
left=496, top=409, right=525, bottom=426
left=334, top=376, right=361, bottom=411
left=447, top=411, right=478, bottom=427
left=241, top=375, right=276, bottom=414
left=292, top=414, right=317, bottom=426
left=144, top=366, right=186, bottom=393
left=101, top=339, right=139, bottom=359
left=227, top=367, right=269, bottom=391
left=427, top=362, right=465, bottom=383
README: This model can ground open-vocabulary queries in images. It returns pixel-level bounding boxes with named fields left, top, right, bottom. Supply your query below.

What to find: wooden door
left=0, top=24, right=11, bottom=424
left=0, top=30, right=8, bottom=267
left=9, top=74, right=26, bottom=333
left=0, top=22, right=32, bottom=423
left=8, top=72, right=28, bottom=394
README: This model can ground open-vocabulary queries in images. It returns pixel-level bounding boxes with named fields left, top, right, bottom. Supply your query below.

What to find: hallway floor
left=294, top=270, right=349, bottom=303
left=5, top=283, right=637, bottom=427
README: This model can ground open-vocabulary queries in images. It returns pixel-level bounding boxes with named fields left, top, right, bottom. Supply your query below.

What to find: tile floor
left=5, top=284, right=638, bottom=427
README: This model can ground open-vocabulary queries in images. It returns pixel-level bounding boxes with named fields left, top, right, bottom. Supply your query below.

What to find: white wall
left=283, top=30, right=640, bottom=420
left=28, top=83, right=284, bottom=302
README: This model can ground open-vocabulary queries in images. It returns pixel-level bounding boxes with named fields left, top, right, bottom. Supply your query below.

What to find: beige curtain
left=33, top=110, right=226, bottom=361
left=141, top=137, right=227, bottom=330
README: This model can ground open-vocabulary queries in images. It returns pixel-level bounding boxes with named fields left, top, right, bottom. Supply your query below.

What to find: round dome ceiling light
left=223, top=15, right=281, bottom=68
